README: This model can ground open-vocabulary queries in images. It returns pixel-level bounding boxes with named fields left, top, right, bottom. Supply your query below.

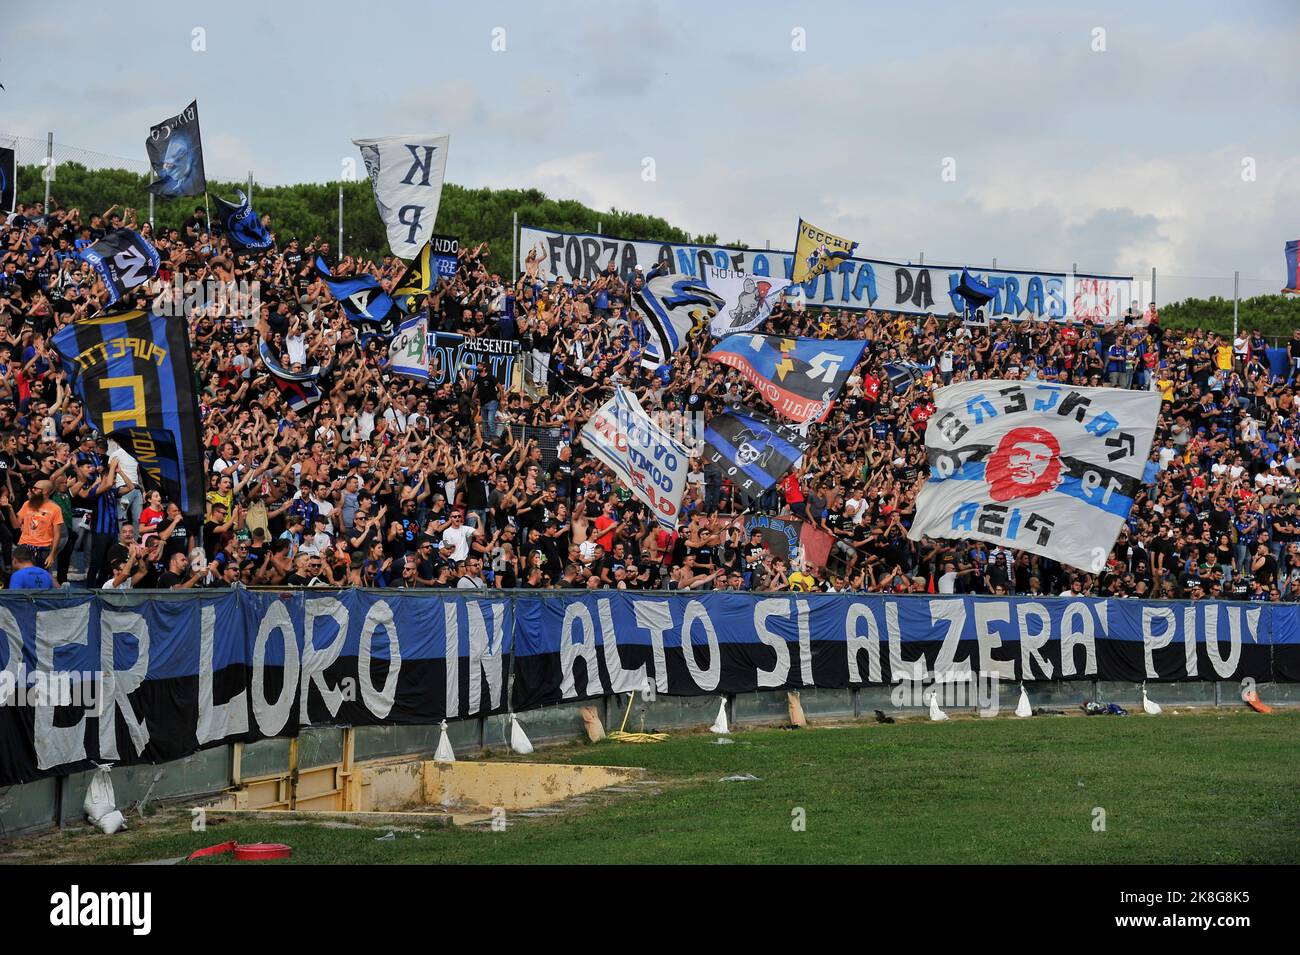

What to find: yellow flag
left=791, top=218, right=858, bottom=284
left=393, top=240, right=434, bottom=312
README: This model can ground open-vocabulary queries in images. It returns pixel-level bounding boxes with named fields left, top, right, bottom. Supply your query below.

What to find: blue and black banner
left=0, top=589, right=1296, bottom=785
left=315, top=255, right=399, bottom=341
left=51, top=309, right=206, bottom=516
left=212, top=190, right=274, bottom=257
left=0, top=591, right=512, bottom=786
left=703, top=404, right=811, bottom=499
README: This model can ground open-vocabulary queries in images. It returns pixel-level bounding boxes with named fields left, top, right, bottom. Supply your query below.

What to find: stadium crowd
left=3, top=195, right=1300, bottom=601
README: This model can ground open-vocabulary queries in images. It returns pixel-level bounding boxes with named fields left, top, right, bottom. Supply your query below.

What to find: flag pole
left=43, top=132, right=53, bottom=209
left=338, top=182, right=344, bottom=260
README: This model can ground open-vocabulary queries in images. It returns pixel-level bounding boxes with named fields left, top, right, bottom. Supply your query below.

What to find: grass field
left=5, top=709, right=1298, bottom=865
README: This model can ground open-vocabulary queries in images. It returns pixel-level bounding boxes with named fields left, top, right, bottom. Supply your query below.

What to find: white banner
left=579, top=387, right=689, bottom=530
left=519, top=226, right=1134, bottom=324
left=388, top=314, right=429, bottom=380
left=704, top=267, right=793, bottom=337
left=908, top=380, right=1161, bottom=571
left=353, top=134, right=450, bottom=259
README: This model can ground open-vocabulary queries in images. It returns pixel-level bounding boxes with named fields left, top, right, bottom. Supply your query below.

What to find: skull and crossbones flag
left=703, top=405, right=813, bottom=499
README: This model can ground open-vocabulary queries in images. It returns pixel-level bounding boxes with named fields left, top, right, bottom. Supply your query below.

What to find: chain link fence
left=2, top=130, right=260, bottom=222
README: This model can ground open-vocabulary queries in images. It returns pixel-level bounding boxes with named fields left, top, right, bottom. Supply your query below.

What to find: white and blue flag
left=580, top=386, right=690, bottom=531
left=388, top=315, right=429, bottom=381
left=908, top=380, right=1161, bottom=572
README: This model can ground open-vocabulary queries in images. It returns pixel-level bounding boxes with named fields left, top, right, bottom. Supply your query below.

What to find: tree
left=16, top=164, right=715, bottom=277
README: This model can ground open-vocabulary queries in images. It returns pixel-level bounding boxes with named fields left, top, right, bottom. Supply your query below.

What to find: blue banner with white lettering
left=0, top=590, right=511, bottom=785
left=510, top=592, right=1299, bottom=708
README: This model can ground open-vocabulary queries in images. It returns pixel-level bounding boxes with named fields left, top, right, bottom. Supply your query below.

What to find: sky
left=3, top=0, right=1298, bottom=299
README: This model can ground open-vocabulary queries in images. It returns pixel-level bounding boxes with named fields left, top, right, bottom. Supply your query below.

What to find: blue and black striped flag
left=703, top=405, right=812, bottom=500
left=51, top=309, right=206, bottom=517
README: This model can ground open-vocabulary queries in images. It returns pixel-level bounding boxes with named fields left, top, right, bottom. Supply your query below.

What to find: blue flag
left=79, top=229, right=161, bottom=306
left=314, top=256, right=399, bottom=341
left=213, top=190, right=274, bottom=257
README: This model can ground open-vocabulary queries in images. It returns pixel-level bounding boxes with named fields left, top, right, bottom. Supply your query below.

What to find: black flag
left=0, top=143, right=14, bottom=214
left=78, top=229, right=161, bottom=306
left=212, top=190, right=274, bottom=256
left=703, top=405, right=813, bottom=499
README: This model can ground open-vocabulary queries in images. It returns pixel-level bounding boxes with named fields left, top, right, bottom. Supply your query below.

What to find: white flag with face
left=908, top=380, right=1161, bottom=572
left=352, top=134, right=450, bottom=259
left=580, top=386, right=690, bottom=530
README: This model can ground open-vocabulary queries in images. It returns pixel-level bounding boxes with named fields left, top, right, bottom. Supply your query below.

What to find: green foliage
left=1159, top=294, right=1300, bottom=340
left=17, top=164, right=715, bottom=276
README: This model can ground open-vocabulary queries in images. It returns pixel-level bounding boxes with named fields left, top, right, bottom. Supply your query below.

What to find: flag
left=1285, top=240, right=1300, bottom=294
left=392, top=235, right=458, bottom=312
left=703, top=406, right=812, bottom=499
left=79, top=229, right=161, bottom=306
left=884, top=360, right=930, bottom=394
left=145, top=100, right=206, bottom=199
left=272, top=377, right=322, bottom=412
left=704, top=267, right=792, bottom=337
left=907, top=379, right=1161, bottom=571
left=212, top=190, right=274, bottom=257
left=631, top=270, right=726, bottom=365
left=314, top=256, right=399, bottom=341
left=352, top=134, right=450, bottom=258
left=52, top=309, right=206, bottom=517
left=706, top=333, right=868, bottom=423
left=257, top=341, right=330, bottom=411
left=791, top=218, right=858, bottom=284
left=388, top=315, right=429, bottom=380
left=393, top=239, right=434, bottom=313
left=0, top=143, right=15, bottom=215
left=954, top=267, right=995, bottom=322
left=579, top=386, right=690, bottom=530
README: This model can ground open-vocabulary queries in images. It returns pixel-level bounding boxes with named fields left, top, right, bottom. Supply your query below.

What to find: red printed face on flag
left=985, top=426, right=1062, bottom=502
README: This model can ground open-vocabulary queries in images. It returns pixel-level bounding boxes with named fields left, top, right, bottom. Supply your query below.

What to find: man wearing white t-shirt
left=440, top=510, right=480, bottom=561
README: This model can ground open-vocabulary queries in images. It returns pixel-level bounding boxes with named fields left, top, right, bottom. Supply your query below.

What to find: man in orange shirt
left=6, top=480, right=62, bottom=571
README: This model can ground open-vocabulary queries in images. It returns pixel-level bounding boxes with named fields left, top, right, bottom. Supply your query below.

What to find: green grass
left=5, top=710, right=1298, bottom=865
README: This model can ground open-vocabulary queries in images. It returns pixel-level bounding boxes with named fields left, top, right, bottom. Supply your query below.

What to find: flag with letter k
left=352, top=134, right=451, bottom=258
